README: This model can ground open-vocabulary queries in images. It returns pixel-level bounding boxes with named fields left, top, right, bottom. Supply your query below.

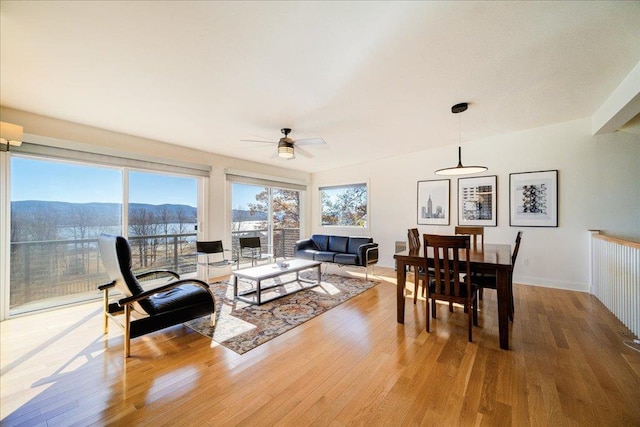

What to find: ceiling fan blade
left=295, top=137, right=326, bottom=146
left=294, top=146, right=314, bottom=158
left=241, top=139, right=277, bottom=144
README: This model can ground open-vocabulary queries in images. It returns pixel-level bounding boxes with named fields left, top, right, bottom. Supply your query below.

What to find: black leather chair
left=98, top=234, right=215, bottom=357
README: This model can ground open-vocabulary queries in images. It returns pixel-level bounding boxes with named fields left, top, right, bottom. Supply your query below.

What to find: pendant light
left=434, top=103, right=487, bottom=176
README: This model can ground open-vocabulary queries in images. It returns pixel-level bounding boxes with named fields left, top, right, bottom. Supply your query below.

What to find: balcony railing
left=231, top=228, right=300, bottom=260
left=9, top=233, right=197, bottom=312
left=9, top=228, right=301, bottom=313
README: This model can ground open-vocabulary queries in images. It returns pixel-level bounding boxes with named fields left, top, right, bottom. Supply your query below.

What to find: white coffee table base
left=232, top=259, right=322, bottom=305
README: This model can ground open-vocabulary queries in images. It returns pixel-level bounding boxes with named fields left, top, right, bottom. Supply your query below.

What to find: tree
left=248, top=189, right=300, bottom=229
left=158, top=206, right=172, bottom=259
left=321, top=185, right=367, bottom=226
left=129, top=208, right=159, bottom=267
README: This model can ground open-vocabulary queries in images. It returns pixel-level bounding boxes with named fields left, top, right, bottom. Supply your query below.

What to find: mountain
left=11, top=201, right=197, bottom=225
left=11, top=201, right=266, bottom=224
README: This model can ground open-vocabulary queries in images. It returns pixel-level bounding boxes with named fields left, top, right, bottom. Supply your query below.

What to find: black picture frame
left=417, top=179, right=449, bottom=225
left=457, top=175, right=497, bottom=227
left=509, top=170, right=558, bottom=227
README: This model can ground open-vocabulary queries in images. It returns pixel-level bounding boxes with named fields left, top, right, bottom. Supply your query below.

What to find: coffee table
left=232, top=259, right=322, bottom=305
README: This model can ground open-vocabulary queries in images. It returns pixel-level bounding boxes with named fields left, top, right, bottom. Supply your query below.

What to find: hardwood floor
left=2, top=266, right=639, bottom=426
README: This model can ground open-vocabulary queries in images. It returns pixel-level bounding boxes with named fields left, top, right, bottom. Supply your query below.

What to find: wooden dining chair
left=423, top=234, right=479, bottom=342
left=454, top=226, right=484, bottom=249
left=455, top=226, right=485, bottom=299
left=472, top=231, right=522, bottom=321
left=407, top=228, right=433, bottom=304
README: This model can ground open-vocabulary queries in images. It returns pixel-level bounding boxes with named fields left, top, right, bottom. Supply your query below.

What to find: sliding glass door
left=231, top=183, right=300, bottom=264
left=8, top=156, right=201, bottom=316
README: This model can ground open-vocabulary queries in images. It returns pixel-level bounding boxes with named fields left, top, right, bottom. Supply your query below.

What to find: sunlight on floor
left=313, top=282, right=341, bottom=295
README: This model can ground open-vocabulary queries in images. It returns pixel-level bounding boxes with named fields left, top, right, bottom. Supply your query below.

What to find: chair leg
left=124, top=305, right=132, bottom=358
left=479, top=287, right=483, bottom=300
left=426, top=296, right=430, bottom=332
left=431, top=299, right=437, bottom=318
left=449, top=302, right=454, bottom=312
left=413, top=277, right=419, bottom=304
left=468, top=304, right=473, bottom=342
left=509, top=284, right=515, bottom=322
left=473, top=298, right=479, bottom=326
left=103, top=289, right=110, bottom=334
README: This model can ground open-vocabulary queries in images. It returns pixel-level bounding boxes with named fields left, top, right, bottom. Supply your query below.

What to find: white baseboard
left=513, top=275, right=589, bottom=293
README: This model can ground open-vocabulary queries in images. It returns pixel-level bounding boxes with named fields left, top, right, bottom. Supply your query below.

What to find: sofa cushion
left=314, top=251, right=336, bottom=262
left=295, top=249, right=316, bottom=260
left=334, top=253, right=358, bottom=265
left=327, top=236, right=348, bottom=253
left=311, top=235, right=329, bottom=251
left=347, top=237, right=373, bottom=255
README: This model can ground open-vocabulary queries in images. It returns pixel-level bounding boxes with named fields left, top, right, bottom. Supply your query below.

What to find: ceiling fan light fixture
left=434, top=103, right=488, bottom=176
left=278, top=140, right=294, bottom=159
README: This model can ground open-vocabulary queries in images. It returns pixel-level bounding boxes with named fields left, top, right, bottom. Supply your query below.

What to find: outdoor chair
left=237, top=236, right=273, bottom=269
left=98, top=234, right=215, bottom=358
left=196, top=240, right=233, bottom=281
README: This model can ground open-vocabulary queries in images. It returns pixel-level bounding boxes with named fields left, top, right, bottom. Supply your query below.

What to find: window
left=320, top=183, right=368, bottom=227
left=7, top=156, right=201, bottom=316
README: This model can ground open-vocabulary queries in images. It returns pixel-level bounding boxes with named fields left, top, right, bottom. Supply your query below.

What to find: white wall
left=310, top=118, right=640, bottom=292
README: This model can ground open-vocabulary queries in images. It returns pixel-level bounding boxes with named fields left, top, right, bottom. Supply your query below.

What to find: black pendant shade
left=434, top=103, right=487, bottom=176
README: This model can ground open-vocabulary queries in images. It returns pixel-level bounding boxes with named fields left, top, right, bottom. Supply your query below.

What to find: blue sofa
left=294, top=234, right=379, bottom=278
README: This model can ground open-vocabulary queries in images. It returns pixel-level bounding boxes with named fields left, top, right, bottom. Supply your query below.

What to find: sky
left=10, top=157, right=260, bottom=209
left=11, top=157, right=197, bottom=206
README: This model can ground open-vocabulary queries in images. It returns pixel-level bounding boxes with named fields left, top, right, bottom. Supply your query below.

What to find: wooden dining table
left=394, top=243, right=513, bottom=350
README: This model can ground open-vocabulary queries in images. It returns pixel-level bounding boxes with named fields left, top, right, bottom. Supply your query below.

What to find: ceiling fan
left=241, top=128, right=326, bottom=159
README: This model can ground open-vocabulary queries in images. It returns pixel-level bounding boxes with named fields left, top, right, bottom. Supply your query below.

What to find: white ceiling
left=1, top=1, right=639, bottom=172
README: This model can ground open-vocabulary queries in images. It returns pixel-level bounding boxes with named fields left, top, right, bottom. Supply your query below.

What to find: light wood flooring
left=1, top=266, right=639, bottom=426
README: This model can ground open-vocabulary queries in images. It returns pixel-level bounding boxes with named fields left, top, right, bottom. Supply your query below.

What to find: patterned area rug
left=184, top=272, right=378, bottom=354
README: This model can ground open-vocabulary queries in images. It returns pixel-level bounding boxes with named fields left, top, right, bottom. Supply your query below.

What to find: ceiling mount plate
left=451, top=103, right=468, bottom=114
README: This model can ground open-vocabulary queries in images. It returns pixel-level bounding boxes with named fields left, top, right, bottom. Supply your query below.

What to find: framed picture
left=457, top=175, right=497, bottom=227
left=509, top=170, right=558, bottom=227
left=417, top=179, right=449, bottom=225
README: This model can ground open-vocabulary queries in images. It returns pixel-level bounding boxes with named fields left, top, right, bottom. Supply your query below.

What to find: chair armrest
left=295, top=238, right=316, bottom=251
left=98, top=280, right=116, bottom=291
left=358, top=243, right=379, bottom=265
left=135, top=269, right=180, bottom=281
left=118, top=278, right=213, bottom=306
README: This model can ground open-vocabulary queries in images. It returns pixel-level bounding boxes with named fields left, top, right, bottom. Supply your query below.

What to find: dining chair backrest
left=455, top=226, right=484, bottom=248
left=423, top=234, right=472, bottom=298
left=407, top=228, right=420, bottom=251
left=512, top=231, right=523, bottom=265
